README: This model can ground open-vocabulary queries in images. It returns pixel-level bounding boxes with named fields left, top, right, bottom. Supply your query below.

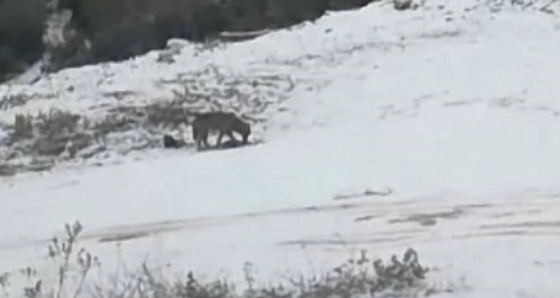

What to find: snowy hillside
left=2, top=0, right=560, bottom=297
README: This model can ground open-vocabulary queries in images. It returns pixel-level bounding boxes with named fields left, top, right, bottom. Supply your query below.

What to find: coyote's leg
left=216, top=131, right=225, bottom=148
left=197, top=130, right=209, bottom=149
left=202, top=133, right=210, bottom=148
left=196, top=136, right=204, bottom=150
left=227, top=131, right=239, bottom=143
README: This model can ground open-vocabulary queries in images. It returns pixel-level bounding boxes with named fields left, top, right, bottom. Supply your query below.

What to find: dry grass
left=3, top=218, right=477, bottom=298
left=0, top=222, right=456, bottom=298
left=0, top=63, right=294, bottom=175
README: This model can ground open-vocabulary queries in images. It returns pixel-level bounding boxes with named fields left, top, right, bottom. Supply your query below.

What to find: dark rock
left=163, top=134, right=184, bottom=149
left=393, top=0, right=413, bottom=10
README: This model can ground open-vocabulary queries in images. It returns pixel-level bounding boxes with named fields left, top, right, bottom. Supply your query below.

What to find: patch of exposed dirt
left=455, top=230, right=560, bottom=240
left=334, top=187, right=393, bottom=201
left=354, top=214, right=382, bottom=222
left=277, top=235, right=415, bottom=247
left=98, top=231, right=152, bottom=243
left=479, top=220, right=560, bottom=230
left=388, top=208, right=465, bottom=227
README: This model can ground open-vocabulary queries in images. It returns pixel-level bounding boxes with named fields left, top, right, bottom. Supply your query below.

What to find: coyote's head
left=233, top=118, right=251, bottom=144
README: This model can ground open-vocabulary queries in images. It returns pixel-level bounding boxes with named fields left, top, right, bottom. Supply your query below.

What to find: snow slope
left=2, top=0, right=560, bottom=297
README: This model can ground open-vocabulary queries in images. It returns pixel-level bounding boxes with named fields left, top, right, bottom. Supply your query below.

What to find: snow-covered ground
left=2, top=0, right=560, bottom=296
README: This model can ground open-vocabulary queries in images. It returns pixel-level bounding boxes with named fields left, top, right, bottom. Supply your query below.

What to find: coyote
left=191, top=111, right=251, bottom=150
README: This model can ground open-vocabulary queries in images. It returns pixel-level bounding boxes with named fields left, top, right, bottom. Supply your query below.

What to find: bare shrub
left=0, top=93, right=34, bottom=111
left=33, top=132, right=93, bottom=157
left=144, top=102, right=192, bottom=129
left=47, top=222, right=99, bottom=298
left=8, top=109, right=94, bottom=157
left=35, top=109, right=81, bottom=137
left=0, top=221, right=99, bottom=298
left=89, top=114, right=137, bottom=136
left=5, top=109, right=95, bottom=167
left=0, top=222, right=462, bottom=298
left=93, top=248, right=437, bottom=298
left=13, top=114, right=34, bottom=140
left=103, top=103, right=190, bottom=136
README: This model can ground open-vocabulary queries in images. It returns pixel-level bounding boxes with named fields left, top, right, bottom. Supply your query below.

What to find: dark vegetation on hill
left=0, top=0, right=379, bottom=81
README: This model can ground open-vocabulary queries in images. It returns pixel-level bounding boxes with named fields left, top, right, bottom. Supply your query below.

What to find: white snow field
left=2, top=0, right=560, bottom=296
